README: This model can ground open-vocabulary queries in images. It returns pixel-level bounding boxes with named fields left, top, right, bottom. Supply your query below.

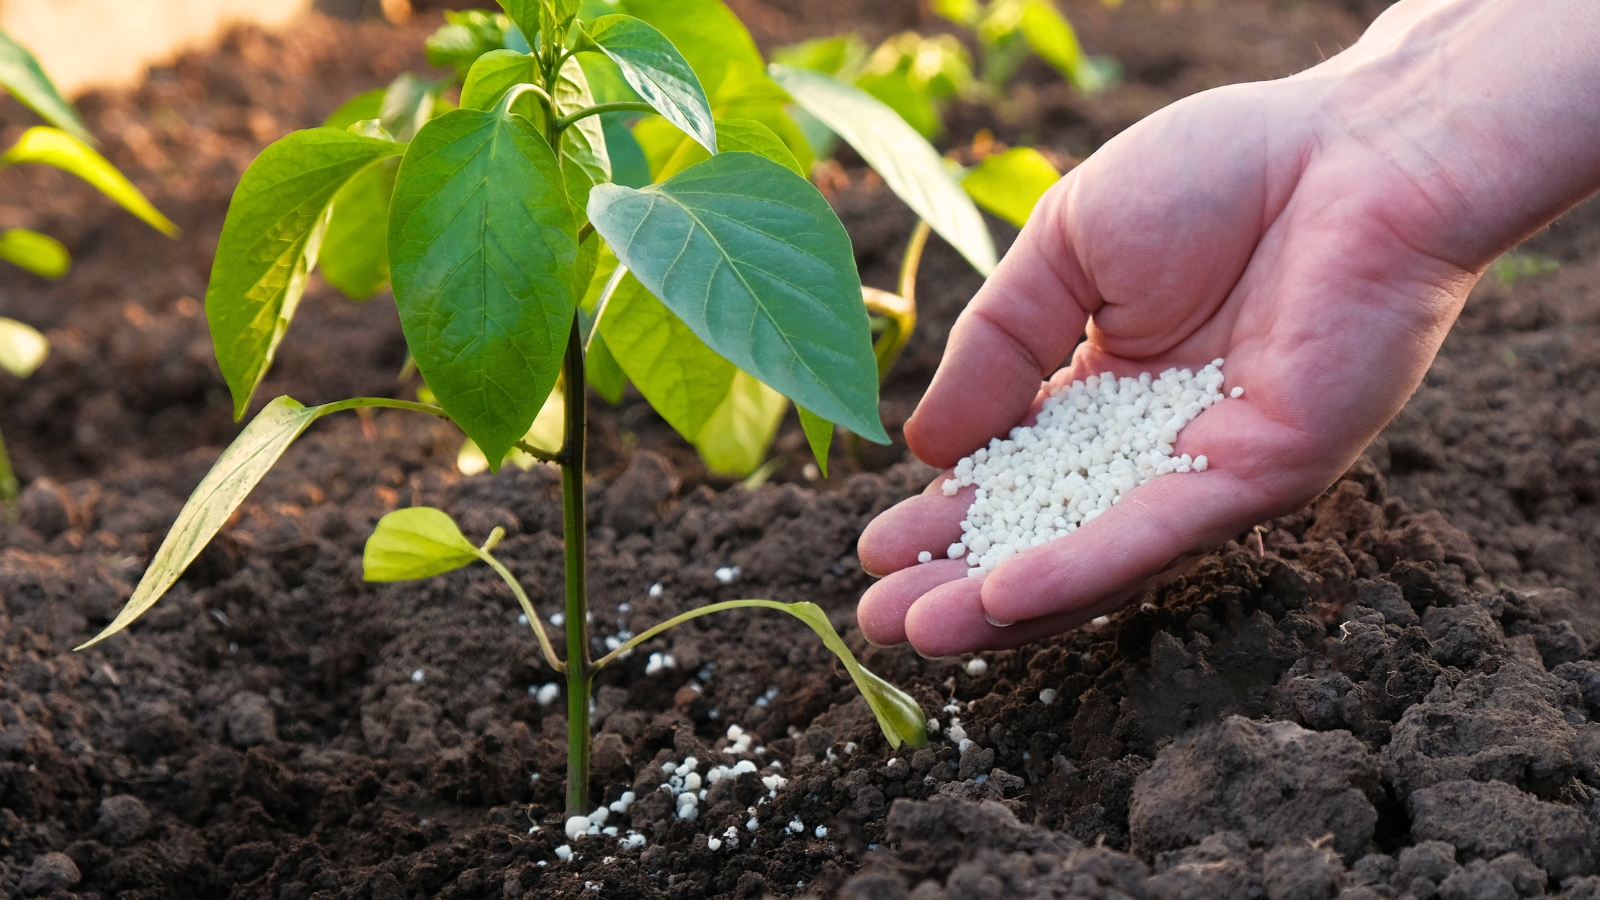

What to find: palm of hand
left=857, top=81, right=1475, bottom=657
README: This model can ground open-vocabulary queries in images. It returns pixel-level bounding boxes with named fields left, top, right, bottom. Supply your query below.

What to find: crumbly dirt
left=6, top=1, right=1600, bottom=899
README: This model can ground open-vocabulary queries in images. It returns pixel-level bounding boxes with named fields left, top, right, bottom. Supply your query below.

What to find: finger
left=904, top=574, right=1134, bottom=657
left=858, top=482, right=973, bottom=577
left=857, top=559, right=971, bottom=646
left=904, top=177, right=1096, bottom=468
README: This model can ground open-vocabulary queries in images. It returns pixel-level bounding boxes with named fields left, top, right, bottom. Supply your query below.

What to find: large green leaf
left=601, top=113, right=652, bottom=188
left=363, top=507, right=483, bottom=581
left=0, top=316, right=49, bottom=377
left=459, top=49, right=538, bottom=115
left=388, top=103, right=579, bottom=467
left=76, top=397, right=326, bottom=649
left=769, top=65, right=996, bottom=276
left=1, top=127, right=176, bottom=235
left=0, top=228, right=69, bottom=279
left=582, top=15, right=716, bottom=155
left=0, top=28, right=91, bottom=143
left=600, top=271, right=735, bottom=441
left=961, top=147, right=1062, bottom=228
left=693, top=370, right=787, bottom=476
left=206, top=128, right=402, bottom=416
left=320, top=157, right=398, bottom=300
left=588, top=151, right=887, bottom=443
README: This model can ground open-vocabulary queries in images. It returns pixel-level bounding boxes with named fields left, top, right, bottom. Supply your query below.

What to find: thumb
left=904, top=175, right=1096, bottom=468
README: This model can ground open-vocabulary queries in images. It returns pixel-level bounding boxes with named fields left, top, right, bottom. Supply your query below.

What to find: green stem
left=0, top=423, right=17, bottom=511
left=899, top=219, right=930, bottom=304
left=593, top=599, right=793, bottom=670
left=320, top=396, right=448, bottom=417
left=555, top=101, right=656, bottom=133
left=559, top=313, right=592, bottom=816
left=476, top=546, right=566, bottom=673
left=513, top=440, right=562, bottom=465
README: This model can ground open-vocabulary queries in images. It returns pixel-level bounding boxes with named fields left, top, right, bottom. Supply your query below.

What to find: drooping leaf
left=600, top=271, right=736, bottom=442
left=692, top=370, right=787, bottom=476
left=319, top=157, right=398, bottom=300
left=582, top=15, right=716, bottom=155
left=206, top=128, right=402, bottom=416
left=654, top=117, right=801, bottom=181
left=618, top=0, right=762, bottom=99
left=363, top=507, right=483, bottom=581
left=961, top=147, right=1061, bottom=228
left=0, top=316, right=49, bottom=377
left=388, top=104, right=579, bottom=467
left=1, top=127, right=176, bottom=235
left=76, top=397, right=329, bottom=649
left=0, top=228, right=69, bottom=279
left=379, top=72, right=437, bottom=143
left=769, top=65, right=996, bottom=276
left=589, top=151, right=887, bottom=443
left=324, top=89, right=385, bottom=130
left=797, top=406, right=833, bottom=477
left=0, top=28, right=92, bottom=143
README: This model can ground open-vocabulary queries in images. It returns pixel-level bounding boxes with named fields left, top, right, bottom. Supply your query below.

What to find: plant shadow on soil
left=7, top=1, right=1600, bottom=899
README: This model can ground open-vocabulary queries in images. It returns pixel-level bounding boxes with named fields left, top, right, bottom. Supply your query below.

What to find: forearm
left=1298, top=0, right=1600, bottom=269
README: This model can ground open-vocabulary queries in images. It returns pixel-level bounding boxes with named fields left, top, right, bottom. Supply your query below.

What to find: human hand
left=856, top=73, right=1487, bottom=657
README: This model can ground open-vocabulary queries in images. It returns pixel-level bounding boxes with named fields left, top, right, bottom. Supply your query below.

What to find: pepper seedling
left=77, top=0, right=926, bottom=816
left=0, top=27, right=175, bottom=505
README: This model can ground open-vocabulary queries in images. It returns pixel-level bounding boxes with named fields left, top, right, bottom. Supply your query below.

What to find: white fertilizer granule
left=941, top=361, right=1230, bottom=574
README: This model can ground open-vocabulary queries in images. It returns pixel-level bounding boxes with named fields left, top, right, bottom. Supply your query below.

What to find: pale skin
left=857, top=0, right=1600, bottom=657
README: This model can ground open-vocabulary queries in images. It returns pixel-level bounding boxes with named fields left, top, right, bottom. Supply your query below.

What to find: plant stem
left=555, top=101, right=656, bottom=133
left=0, top=423, right=17, bottom=512
left=558, top=313, right=592, bottom=816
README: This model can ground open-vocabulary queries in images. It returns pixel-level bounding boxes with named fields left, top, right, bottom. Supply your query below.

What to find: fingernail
left=984, top=613, right=1013, bottom=628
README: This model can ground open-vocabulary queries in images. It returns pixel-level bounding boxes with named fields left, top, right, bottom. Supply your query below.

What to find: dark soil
left=6, top=1, right=1600, bottom=899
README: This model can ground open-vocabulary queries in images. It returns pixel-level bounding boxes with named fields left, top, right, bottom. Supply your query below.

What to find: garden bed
left=6, top=1, right=1600, bottom=898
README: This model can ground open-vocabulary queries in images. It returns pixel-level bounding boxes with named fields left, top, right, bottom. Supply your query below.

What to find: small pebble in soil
left=917, top=550, right=933, bottom=563
left=722, top=826, right=741, bottom=848
left=550, top=612, right=565, bottom=626
left=566, top=815, right=591, bottom=840
left=927, top=718, right=941, bottom=733
left=964, top=658, right=988, bottom=676
left=517, top=613, right=528, bottom=625
left=649, top=582, right=663, bottom=597
left=787, top=816, right=805, bottom=834
left=814, top=825, right=828, bottom=838
left=533, top=683, right=560, bottom=706
left=714, top=566, right=740, bottom=584
left=755, top=686, right=779, bottom=707
left=941, top=363, right=1230, bottom=573
left=645, top=652, right=676, bottom=675
left=748, top=817, right=759, bottom=831
left=707, top=836, right=722, bottom=850
left=410, top=669, right=424, bottom=683
left=554, top=845, right=573, bottom=861
left=619, top=831, right=646, bottom=850
left=608, top=791, right=636, bottom=815
left=1039, top=688, right=1057, bottom=704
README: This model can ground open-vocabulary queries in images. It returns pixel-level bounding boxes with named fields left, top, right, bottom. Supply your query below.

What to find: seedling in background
left=0, top=27, right=175, bottom=504
left=78, top=0, right=926, bottom=817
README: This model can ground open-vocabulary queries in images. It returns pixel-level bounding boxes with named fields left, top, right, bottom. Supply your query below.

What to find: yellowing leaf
left=1, top=127, right=175, bottom=235
left=961, top=147, right=1061, bottom=228
left=0, top=316, right=50, bottom=378
left=363, top=507, right=483, bottom=581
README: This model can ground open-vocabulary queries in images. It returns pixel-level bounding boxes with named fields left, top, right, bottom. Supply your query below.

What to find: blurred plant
left=935, top=0, right=1118, bottom=96
left=80, top=0, right=926, bottom=818
left=1492, top=250, right=1560, bottom=286
left=0, top=27, right=175, bottom=504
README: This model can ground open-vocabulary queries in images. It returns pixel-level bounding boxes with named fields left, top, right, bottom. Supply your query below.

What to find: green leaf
left=0, top=28, right=91, bottom=143
left=460, top=49, right=538, bottom=114
left=1, top=127, right=176, bottom=236
left=379, top=73, right=437, bottom=143
left=0, top=228, right=69, bottom=279
left=586, top=330, right=628, bottom=403
left=692, top=370, right=787, bottom=476
left=582, top=15, right=716, bottom=155
left=76, top=397, right=328, bottom=649
left=0, top=316, right=49, bottom=378
left=1020, top=0, right=1114, bottom=94
left=961, top=147, right=1061, bottom=228
left=319, top=157, right=398, bottom=300
left=797, top=406, right=833, bottom=477
left=553, top=58, right=612, bottom=215
left=388, top=104, right=579, bottom=467
left=654, top=117, right=801, bottom=181
left=589, top=152, right=887, bottom=443
left=618, top=0, right=762, bottom=99
left=771, top=35, right=867, bottom=78
left=603, top=598, right=927, bottom=750
left=459, top=381, right=565, bottom=474
left=323, top=88, right=385, bottom=130
left=769, top=65, right=996, bottom=276
left=600, top=271, right=736, bottom=442
left=363, top=507, right=484, bottom=581
left=494, top=0, right=541, bottom=41
left=601, top=113, right=652, bottom=188
left=857, top=69, right=942, bottom=140
left=206, top=128, right=402, bottom=417
left=427, top=10, right=519, bottom=76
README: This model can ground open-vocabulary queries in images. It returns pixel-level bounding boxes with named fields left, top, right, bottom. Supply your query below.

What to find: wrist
left=1296, top=0, right=1600, bottom=270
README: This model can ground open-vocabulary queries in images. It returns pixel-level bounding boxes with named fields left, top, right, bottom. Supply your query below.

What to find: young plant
left=78, top=0, right=927, bottom=816
left=934, top=0, right=1119, bottom=96
left=0, top=27, right=175, bottom=503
